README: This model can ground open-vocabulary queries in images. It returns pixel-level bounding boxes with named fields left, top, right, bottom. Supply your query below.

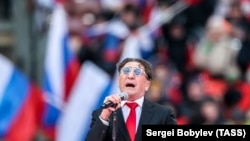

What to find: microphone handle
left=101, top=101, right=117, bottom=108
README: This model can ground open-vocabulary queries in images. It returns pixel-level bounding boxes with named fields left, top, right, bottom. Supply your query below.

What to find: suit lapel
left=117, top=109, right=130, bottom=141
left=135, top=99, right=154, bottom=141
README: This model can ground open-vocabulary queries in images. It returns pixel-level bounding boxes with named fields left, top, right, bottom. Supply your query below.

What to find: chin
left=125, top=89, right=136, bottom=94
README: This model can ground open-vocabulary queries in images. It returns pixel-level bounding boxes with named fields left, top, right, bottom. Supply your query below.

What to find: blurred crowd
left=40, top=0, right=250, bottom=125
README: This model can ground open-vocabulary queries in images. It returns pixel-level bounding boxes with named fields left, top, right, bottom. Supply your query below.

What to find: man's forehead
left=124, top=62, right=143, bottom=68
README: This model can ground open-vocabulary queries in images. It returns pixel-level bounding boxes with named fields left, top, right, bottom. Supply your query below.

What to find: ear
left=145, top=81, right=151, bottom=91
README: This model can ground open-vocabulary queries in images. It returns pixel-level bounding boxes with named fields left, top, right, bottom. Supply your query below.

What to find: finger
left=115, top=103, right=121, bottom=110
left=104, top=96, right=115, bottom=103
left=109, top=96, right=118, bottom=104
left=107, top=107, right=116, bottom=112
left=113, top=95, right=122, bottom=102
left=107, top=95, right=121, bottom=104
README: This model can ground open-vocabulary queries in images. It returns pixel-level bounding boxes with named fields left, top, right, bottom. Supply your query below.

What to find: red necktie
left=126, top=102, right=138, bottom=141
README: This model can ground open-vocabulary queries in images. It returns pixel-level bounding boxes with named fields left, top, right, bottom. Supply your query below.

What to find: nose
left=127, top=70, right=135, bottom=78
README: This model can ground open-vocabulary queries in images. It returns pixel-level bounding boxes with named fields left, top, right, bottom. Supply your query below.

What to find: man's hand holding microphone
left=100, top=92, right=128, bottom=121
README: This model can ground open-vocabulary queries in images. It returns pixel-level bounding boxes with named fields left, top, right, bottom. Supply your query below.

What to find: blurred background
left=0, top=0, right=250, bottom=141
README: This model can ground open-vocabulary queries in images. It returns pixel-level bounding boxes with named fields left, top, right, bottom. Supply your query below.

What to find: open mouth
left=125, top=83, right=135, bottom=88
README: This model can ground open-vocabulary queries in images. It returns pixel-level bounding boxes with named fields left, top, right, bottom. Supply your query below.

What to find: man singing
left=85, top=57, right=177, bottom=141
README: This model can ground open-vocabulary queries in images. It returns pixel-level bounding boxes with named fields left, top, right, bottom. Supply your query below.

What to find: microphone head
left=120, top=92, right=128, bottom=101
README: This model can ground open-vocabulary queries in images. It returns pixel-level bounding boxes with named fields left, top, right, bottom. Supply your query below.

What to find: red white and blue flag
left=57, top=61, right=112, bottom=141
left=42, top=2, right=80, bottom=139
left=0, top=54, right=44, bottom=141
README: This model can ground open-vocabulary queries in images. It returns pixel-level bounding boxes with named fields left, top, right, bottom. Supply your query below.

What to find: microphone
left=101, top=92, right=128, bottom=108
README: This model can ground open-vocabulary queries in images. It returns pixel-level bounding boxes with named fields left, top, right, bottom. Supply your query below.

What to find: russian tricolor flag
left=0, top=54, right=44, bottom=141
left=56, top=60, right=112, bottom=141
left=42, top=2, right=80, bottom=139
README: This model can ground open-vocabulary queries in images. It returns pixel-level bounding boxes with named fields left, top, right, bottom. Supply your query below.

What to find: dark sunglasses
left=121, top=66, right=145, bottom=76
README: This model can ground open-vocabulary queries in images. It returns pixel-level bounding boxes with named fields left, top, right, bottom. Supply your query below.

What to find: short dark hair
left=117, top=58, right=153, bottom=81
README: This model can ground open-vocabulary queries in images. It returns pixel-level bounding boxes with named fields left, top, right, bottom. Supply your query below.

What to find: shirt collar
left=121, top=96, right=144, bottom=107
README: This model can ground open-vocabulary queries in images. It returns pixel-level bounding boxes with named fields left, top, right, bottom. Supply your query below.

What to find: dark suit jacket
left=85, top=98, right=177, bottom=141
